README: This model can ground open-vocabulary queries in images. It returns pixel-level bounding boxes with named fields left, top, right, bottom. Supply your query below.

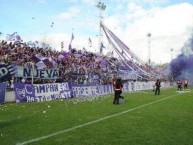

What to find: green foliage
left=0, top=88, right=193, bottom=145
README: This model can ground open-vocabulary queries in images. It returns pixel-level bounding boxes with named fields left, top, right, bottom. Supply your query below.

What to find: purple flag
left=31, top=55, right=41, bottom=63
left=43, top=59, right=54, bottom=68
left=62, top=52, right=70, bottom=57
left=6, top=32, right=18, bottom=41
left=15, top=35, right=21, bottom=41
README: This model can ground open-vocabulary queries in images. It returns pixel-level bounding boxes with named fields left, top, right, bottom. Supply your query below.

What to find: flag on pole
left=89, top=37, right=92, bottom=47
left=100, top=42, right=105, bottom=48
left=147, top=33, right=151, bottom=37
left=70, top=33, right=74, bottom=43
left=69, top=33, right=74, bottom=52
left=61, top=41, right=64, bottom=52
left=82, top=47, right=87, bottom=53
left=68, top=44, right=72, bottom=51
left=100, top=42, right=105, bottom=53
left=6, top=32, right=17, bottom=41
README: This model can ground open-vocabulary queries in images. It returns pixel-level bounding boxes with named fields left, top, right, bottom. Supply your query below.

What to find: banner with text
left=0, top=64, right=16, bottom=78
left=71, top=84, right=114, bottom=97
left=13, top=81, right=161, bottom=103
left=15, top=66, right=59, bottom=79
left=14, top=82, right=72, bottom=103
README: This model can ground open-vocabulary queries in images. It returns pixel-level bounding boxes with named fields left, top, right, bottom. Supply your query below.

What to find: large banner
left=14, top=82, right=72, bottom=103
left=15, top=66, right=59, bottom=79
left=72, top=84, right=114, bottom=97
left=0, top=64, right=16, bottom=78
left=13, top=81, right=163, bottom=103
left=0, top=83, right=6, bottom=103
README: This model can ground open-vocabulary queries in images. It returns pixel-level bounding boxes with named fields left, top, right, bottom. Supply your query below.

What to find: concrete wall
left=5, top=91, right=15, bottom=102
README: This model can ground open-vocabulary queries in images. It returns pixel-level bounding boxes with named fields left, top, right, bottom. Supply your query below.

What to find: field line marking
left=17, top=93, right=179, bottom=145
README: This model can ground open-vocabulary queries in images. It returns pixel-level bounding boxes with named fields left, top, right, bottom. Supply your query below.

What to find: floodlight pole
left=96, top=1, right=106, bottom=54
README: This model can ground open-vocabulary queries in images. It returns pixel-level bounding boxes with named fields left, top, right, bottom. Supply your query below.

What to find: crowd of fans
left=0, top=37, right=162, bottom=90
left=0, top=39, right=121, bottom=86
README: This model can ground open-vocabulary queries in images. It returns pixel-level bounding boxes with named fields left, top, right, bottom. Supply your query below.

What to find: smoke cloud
left=168, top=33, right=193, bottom=83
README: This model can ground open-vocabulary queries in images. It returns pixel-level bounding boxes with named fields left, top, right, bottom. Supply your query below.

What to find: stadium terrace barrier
left=0, top=81, right=173, bottom=103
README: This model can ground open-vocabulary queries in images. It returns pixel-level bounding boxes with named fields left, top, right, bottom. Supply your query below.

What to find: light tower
left=96, top=1, right=106, bottom=54
left=147, top=33, right=151, bottom=72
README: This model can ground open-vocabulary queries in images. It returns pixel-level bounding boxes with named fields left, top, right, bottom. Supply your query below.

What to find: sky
left=0, top=0, right=193, bottom=64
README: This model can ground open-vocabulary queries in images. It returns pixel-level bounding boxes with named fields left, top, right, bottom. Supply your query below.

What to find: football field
left=1, top=87, right=193, bottom=145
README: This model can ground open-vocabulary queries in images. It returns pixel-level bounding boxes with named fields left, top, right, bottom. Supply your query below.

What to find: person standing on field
left=155, top=79, right=161, bottom=95
left=184, top=79, right=188, bottom=89
left=177, top=80, right=182, bottom=90
left=113, top=77, right=123, bottom=104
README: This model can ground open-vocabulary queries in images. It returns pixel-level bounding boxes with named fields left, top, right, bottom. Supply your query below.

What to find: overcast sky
left=0, top=0, right=193, bottom=64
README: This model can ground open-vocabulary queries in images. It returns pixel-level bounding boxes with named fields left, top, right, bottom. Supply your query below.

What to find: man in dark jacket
left=155, top=79, right=161, bottom=95
left=113, top=77, right=123, bottom=104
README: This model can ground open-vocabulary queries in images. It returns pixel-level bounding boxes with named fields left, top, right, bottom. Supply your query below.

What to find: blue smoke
left=168, top=33, right=193, bottom=82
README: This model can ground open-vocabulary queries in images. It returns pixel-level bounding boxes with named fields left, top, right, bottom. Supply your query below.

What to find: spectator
left=155, top=79, right=161, bottom=95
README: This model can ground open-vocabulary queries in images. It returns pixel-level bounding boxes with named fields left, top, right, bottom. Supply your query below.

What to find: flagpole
left=96, top=1, right=106, bottom=54
left=147, top=33, right=151, bottom=73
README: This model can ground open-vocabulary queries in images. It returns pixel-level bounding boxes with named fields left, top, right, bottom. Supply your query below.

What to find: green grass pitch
left=0, top=87, right=193, bottom=145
